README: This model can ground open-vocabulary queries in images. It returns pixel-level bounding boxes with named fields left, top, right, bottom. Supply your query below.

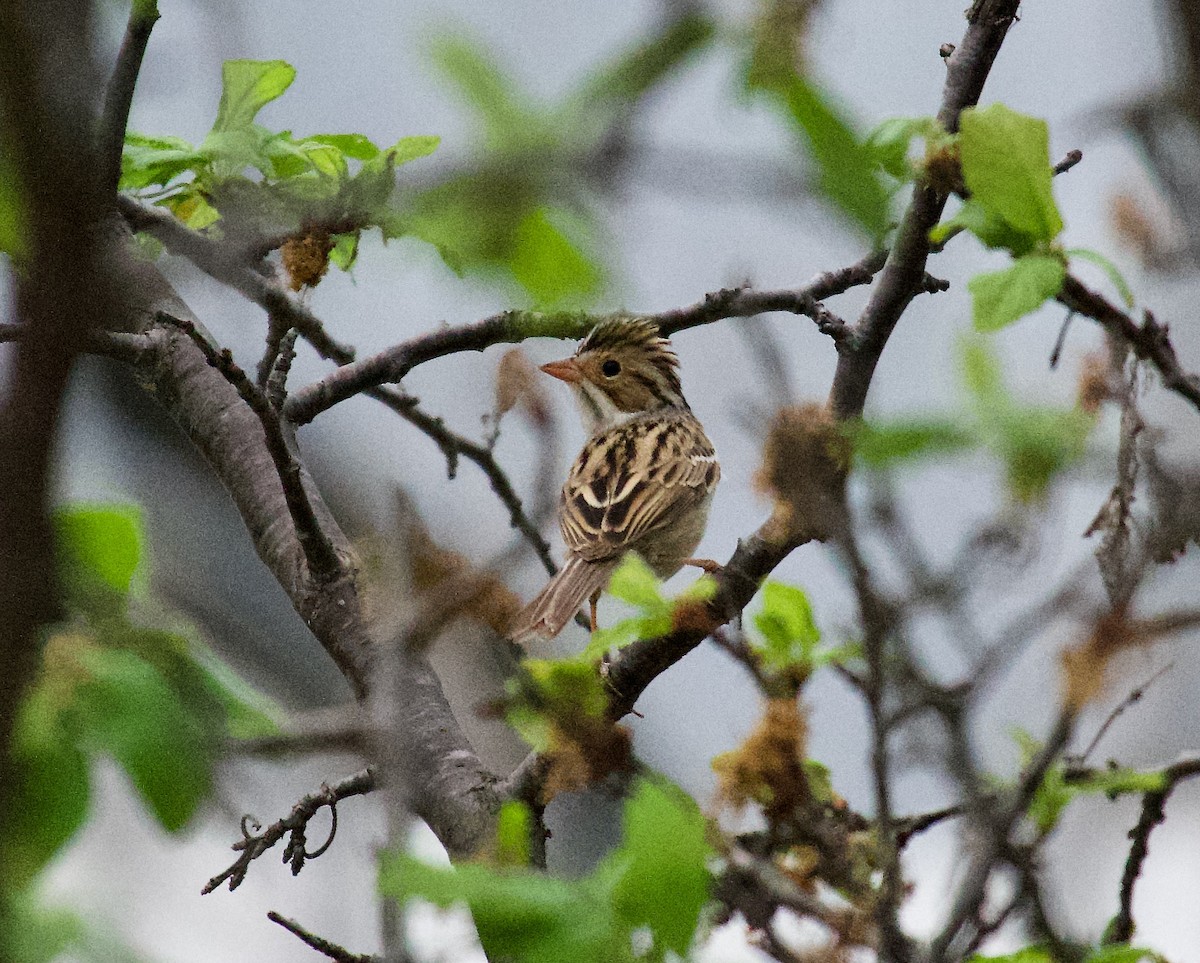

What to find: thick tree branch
left=99, top=0, right=159, bottom=194
left=161, top=312, right=344, bottom=581
left=830, top=0, right=1022, bottom=419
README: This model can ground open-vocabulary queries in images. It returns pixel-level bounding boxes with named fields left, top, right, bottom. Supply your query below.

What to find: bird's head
left=540, top=318, right=688, bottom=432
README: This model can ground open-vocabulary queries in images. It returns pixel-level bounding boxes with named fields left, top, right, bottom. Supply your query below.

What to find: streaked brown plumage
left=508, top=318, right=719, bottom=643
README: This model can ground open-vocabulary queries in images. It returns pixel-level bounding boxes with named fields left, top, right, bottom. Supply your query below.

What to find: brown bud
left=281, top=231, right=334, bottom=291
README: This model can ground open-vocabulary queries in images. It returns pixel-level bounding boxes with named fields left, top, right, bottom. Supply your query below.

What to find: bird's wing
left=560, top=414, right=719, bottom=563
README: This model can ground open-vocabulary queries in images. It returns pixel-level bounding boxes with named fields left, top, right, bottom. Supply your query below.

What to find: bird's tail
left=507, top=555, right=619, bottom=644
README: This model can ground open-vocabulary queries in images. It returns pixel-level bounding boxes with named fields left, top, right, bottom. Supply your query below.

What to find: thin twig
left=1107, top=756, right=1200, bottom=943
left=368, top=386, right=558, bottom=577
left=1070, top=662, right=1173, bottom=767
left=99, top=0, right=160, bottom=194
left=267, top=911, right=379, bottom=963
left=1059, top=275, right=1200, bottom=413
left=203, top=768, right=375, bottom=894
left=159, top=312, right=343, bottom=581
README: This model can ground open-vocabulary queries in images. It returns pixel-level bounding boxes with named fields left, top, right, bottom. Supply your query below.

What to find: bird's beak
left=539, top=358, right=582, bottom=384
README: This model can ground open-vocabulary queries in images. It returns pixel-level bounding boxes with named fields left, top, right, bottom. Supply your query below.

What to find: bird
left=507, top=317, right=720, bottom=643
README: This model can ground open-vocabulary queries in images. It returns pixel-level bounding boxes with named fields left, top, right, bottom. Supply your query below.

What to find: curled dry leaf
left=1061, top=610, right=1140, bottom=711
left=1108, top=192, right=1172, bottom=270
left=1076, top=352, right=1114, bottom=415
left=494, top=348, right=551, bottom=427
left=281, top=231, right=334, bottom=291
left=713, top=697, right=809, bottom=824
left=754, top=403, right=851, bottom=544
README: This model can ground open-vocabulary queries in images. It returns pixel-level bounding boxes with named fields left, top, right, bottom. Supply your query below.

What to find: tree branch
left=159, top=312, right=344, bottom=582
left=282, top=254, right=891, bottom=427
left=98, top=0, right=159, bottom=194
left=267, top=912, right=379, bottom=963
left=204, top=767, right=375, bottom=894
left=116, top=195, right=356, bottom=364
left=1058, top=274, right=1200, bottom=413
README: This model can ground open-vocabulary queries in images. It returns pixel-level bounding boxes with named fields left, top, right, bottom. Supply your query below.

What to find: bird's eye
left=601, top=359, right=621, bottom=377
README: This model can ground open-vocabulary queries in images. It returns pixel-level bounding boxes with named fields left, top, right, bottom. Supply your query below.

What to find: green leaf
left=865, top=116, right=938, bottom=179
left=73, top=648, right=213, bottom=832
left=509, top=206, right=603, bottom=309
left=120, top=133, right=207, bottom=190
left=930, top=197, right=1038, bottom=255
left=329, top=232, right=359, bottom=272
left=967, top=950, right=1053, bottom=963
left=7, top=682, right=91, bottom=885
left=753, top=71, right=890, bottom=241
left=969, top=253, right=1065, bottom=332
left=429, top=34, right=535, bottom=150
left=604, top=777, right=711, bottom=955
left=1068, top=247, right=1135, bottom=308
left=0, top=144, right=24, bottom=258
left=574, top=13, right=715, bottom=114
left=495, top=801, right=533, bottom=867
left=212, top=60, right=296, bottom=132
left=303, top=133, right=381, bottom=161
left=1084, top=946, right=1158, bottom=963
left=0, top=896, right=87, bottom=963
left=54, top=503, right=143, bottom=599
left=382, top=852, right=618, bottom=963
left=849, top=417, right=976, bottom=467
left=385, top=134, right=441, bottom=167
left=606, top=554, right=665, bottom=610
left=506, top=658, right=609, bottom=751
left=960, top=338, right=1005, bottom=404
left=751, top=581, right=820, bottom=673
left=959, top=103, right=1062, bottom=242
left=200, top=127, right=275, bottom=179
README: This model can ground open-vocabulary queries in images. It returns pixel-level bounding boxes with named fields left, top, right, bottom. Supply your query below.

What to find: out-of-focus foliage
left=381, top=776, right=711, bottom=963
left=0, top=144, right=24, bottom=258
left=969, top=947, right=1162, bottom=963
left=744, top=2, right=891, bottom=242
left=2, top=503, right=278, bottom=963
left=397, top=15, right=713, bottom=308
left=850, top=339, right=1095, bottom=502
left=122, top=59, right=439, bottom=274
left=749, top=580, right=859, bottom=682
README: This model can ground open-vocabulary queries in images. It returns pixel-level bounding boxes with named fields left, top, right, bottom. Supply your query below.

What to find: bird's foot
left=683, top=557, right=722, bottom=575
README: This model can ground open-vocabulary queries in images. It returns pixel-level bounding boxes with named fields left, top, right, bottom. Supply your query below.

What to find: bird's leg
left=589, top=590, right=600, bottom=632
left=683, top=557, right=722, bottom=574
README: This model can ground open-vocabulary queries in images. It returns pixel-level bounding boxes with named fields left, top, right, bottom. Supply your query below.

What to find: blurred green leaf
left=849, top=417, right=976, bottom=468
left=510, top=206, right=603, bottom=309
left=969, top=253, right=1065, bottom=332
left=381, top=775, right=710, bottom=962
left=931, top=197, right=1037, bottom=255
left=74, top=647, right=213, bottom=832
left=967, top=950, right=1053, bottom=963
left=54, top=503, right=143, bottom=600
left=573, top=13, right=715, bottom=115
left=329, top=231, right=359, bottom=272
left=604, top=777, right=711, bottom=956
left=1068, top=247, right=1134, bottom=309
left=606, top=554, right=665, bottom=610
left=120, top=132, right=207, bottom=191
left=865, top=115, right=939, bottom=180
left=506, top=658, right=609, bottom=752
left=961, top=338, right=1005, bottom=404
left=7, top=681, right=91, bottom=886
left=429, top=34, right=539, bottom=150
left=752, top=71, right=890, bottom=241
left=751, top=581, right=820, bottom=673
left=213, top=59, right=296, bottom=132
left=495, top=801, right=533, bottom=867
left=0, top=145, right=24, bottom=258
left=959, top=103, right=1062, bottom=242
left=1084, top=946, right=1159, bottom=963
left=0, top=896, right=86, bottom=963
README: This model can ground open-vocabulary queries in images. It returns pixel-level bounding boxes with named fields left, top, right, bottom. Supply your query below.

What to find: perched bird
left=508, top=318, right=720, bottom=643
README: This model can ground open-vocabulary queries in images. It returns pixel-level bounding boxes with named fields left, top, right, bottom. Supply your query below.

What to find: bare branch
left=204, top=767, right=375, bottom=894
left=267, top=911, right=379, bottom=963
left=99, top=0, right=159, bottom=194
left=160, top=312, right=344, bottom=582
left=1059, top=274, right=1200, bottom=413
left=1108, top=757, right=1200, bottom=944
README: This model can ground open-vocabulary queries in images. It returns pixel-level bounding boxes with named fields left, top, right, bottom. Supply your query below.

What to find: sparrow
left=507, top=317, right=720, bottom=643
